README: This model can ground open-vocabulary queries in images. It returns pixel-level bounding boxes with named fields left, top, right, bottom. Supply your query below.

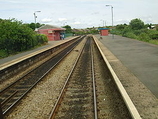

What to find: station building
left=98, top=28, right=109, bottom=36
left=38, top=25, right=66, bottom=41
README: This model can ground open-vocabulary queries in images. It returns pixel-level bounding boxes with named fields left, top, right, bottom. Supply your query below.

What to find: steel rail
left=91, top=40, right=98, bottom=119
left=1, top=91, right=18, bottom=106
left=48, top=37, right=86, bottom=119
left=49, top=36, right=99, bottom=119
left=0, top=37, right=82, bottom=95
left=49, top=39, right=84, bottom=119
left=92, top=35, right=142, bottom=119
left=1, top=36, right=84, bottom=116
left=0, top=67, right=38, bottom=94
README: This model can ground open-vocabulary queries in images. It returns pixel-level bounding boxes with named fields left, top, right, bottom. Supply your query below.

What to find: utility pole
left=34, top=11, right=41, bottom=31
left=106, top=5, right=114, bottom=39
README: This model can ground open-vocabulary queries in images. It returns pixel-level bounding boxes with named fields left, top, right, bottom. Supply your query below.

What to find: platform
left=95, top=34, right=158, bottom=98
left=94, top=35, right=158, bottom=118
left=0, top=37, right=73, bottom=66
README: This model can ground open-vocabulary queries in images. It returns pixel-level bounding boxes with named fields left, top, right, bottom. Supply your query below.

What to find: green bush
left=148, top=30, right=158, bottom=40
left=122, top=26, right=132, bottom=36
left=111, top=29, right=122, bottom=35
left=151, top=33, right=158, bottom=40
left=129, top=18, right=145, bottom=30
left=0, top=49, right=8, bottom=58
left=149, top=40, right=158, bottom=45
left=112, top=18, right=158, bottom=45
left=133, top=29, right=148, bottom=36
left=0, top=18, right=48, bottom=57
left=35, top=34, right=48, bottom=45
left=138, top=33, right=151, bottom=41
left=156, top=25, right=158, bottom=31
left=124, top=32, right=138, bottom=39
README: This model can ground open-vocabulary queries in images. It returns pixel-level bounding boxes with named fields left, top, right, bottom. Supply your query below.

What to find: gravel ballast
left=5, top=38, right=86, bottom=119
left=4, top=35, right=158, bottom=119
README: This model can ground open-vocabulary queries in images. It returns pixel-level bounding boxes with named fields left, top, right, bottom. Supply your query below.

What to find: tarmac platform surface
left=96, top=34, right=158, bottom=98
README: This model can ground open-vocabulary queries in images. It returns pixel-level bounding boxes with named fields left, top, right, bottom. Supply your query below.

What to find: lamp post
left=106, top=5, right=114, bottom=38
left=34, top=11, right=41, bottom=31
left=100, top=20, right=105, bottom=27
left=63, top=22, right=67, bottom=26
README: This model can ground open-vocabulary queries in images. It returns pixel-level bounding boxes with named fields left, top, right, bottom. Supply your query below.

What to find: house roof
left=38, top=24, right=66, bottom=30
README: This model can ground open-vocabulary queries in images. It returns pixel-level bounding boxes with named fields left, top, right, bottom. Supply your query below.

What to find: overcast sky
left=0, top=0, right=157, bottom=28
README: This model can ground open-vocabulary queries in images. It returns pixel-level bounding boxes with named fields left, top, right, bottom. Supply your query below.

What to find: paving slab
left=96, top=34, right=158, bottom=98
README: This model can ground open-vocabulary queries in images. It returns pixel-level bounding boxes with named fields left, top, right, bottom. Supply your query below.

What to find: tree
left=62, top=25, right=72, bottom=33
left=0, top=19, right=47, bottom=56
left=25, top=23, right=44, bottom=30
left=129, top=18, right=145, bottom=30
left=116, top=24, right=127, bottom=30
left=156, top=25, right=158, bottom=31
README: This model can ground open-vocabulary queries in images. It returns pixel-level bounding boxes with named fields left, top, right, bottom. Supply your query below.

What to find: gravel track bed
left=54, top=37, right=94, bottom=119
left=93, top=41, right=131, bottom=119
left=5, top=38, right=86, bottom=119
left=0, top=46, right=66, bottom=91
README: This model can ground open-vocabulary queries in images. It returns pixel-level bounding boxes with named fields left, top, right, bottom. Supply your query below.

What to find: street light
left=106, top=5, right=114, bottom=38
left=100, top=20, right=106, bottom=27
left=34, top=11, right=41, bottom=31
left=100, top=20, right=104, bottom=27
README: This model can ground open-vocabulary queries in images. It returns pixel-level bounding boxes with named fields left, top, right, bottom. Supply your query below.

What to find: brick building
left=38, top=25, right=65, bottom=41
left=98, top=28, right=109, bottom=36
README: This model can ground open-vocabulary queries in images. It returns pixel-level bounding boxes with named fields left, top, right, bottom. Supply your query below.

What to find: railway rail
left=0, top=36, right=80, bottom=84
left=49, top=36, right=96, bottom=119
left=0, top=36, right=84, bottom=117
left=0, top=35, right=142, bottom=119
left=49, top=35, right=141, bottom=119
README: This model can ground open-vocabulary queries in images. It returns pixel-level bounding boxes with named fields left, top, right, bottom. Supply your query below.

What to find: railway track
left=0, top=35, right=142, bottom=119
left=49, top=36, right=141, bottom=119
left=0, top=36, right=84, bottom=116
left=93, top=37, right=131, bottom=119
left=49, top=36, right=96, bottom=119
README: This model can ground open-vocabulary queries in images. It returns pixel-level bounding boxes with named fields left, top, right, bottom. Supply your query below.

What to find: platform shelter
left=38, top=25, right=65, bottom=41
left=98, top=28, right=109, bottom=36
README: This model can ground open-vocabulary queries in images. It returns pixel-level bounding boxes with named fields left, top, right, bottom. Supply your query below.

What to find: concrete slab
left=96, top=34, right=158, bottom=98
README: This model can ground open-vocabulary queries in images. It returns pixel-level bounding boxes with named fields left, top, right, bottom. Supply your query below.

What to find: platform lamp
left=34, top=11, right=41, bottom=31
left=106, top=5, right=114, bottom=39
